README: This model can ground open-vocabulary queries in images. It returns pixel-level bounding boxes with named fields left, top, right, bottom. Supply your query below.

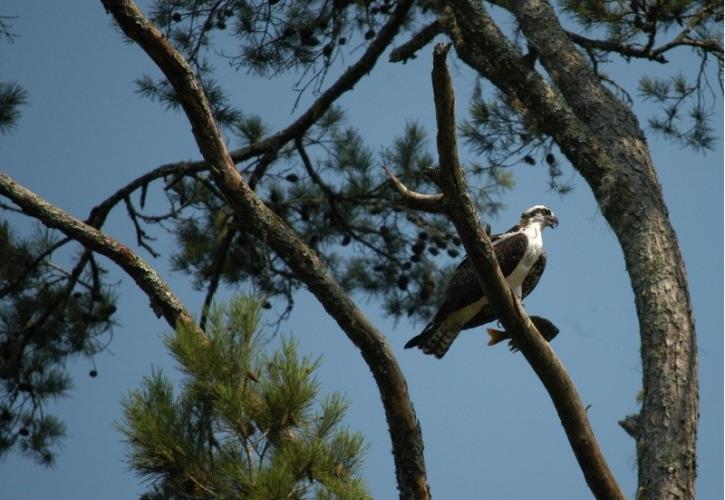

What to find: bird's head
left=521, top=205, right=559, bottom=229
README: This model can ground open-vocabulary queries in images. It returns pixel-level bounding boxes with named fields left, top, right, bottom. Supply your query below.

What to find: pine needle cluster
left=0, top=222, right=115, bottom=465
left=118, top=296, right=370, bottom=499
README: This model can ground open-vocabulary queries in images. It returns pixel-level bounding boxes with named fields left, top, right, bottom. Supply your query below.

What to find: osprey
left=404, top=205, right=558, bottom=358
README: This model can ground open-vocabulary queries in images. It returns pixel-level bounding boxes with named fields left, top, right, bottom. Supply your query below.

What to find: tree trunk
left=447, top=1, right=699, bottom=497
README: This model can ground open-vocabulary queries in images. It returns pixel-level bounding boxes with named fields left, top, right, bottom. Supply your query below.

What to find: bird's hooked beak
left=546, top=214, right=559, bottom=228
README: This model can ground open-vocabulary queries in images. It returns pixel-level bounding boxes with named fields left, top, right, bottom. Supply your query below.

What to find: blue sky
left=1, top=1, right=722, bottom=499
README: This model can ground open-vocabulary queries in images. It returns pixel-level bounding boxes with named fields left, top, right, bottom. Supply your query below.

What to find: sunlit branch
left=0, top=173, right=202, bottom=337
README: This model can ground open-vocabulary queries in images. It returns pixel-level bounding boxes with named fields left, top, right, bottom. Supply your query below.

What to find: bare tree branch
left=428, top=42, right=625, bottom=500
left=567, top=32, right=668, bottom=63
left=199, top=222, right=236, bottom=331
left=98, top=1, right=431, bottom=499
left=383, top=165, right=446, bottom=214
left=390, top=20, right=443, bottom=63
left=86, top=160, right=207, bottom=228
left=0, top=173, right=200, bottom=336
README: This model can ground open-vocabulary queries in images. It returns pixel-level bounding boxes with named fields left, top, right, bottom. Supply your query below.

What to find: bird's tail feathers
left=486, top=328, right=508, bottom=346
left=404, top=331, right=426, bottom=350
left=405, top=322, right=460, bottom=358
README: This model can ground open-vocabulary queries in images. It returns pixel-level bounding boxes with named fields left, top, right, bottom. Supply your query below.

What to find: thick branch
left=443, top=2, right=612, bottom=184
left=506, top=3, right=699, bottom=498
left=444, top=1, right=700, bottom=497
left=99, top=1, right=430, bottom=499
left=429, top=43, right=625, bottom=500
left=0, top=173, right=199, bottom=335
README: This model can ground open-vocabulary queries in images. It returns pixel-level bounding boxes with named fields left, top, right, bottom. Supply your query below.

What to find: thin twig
left=199, top=223, right=237, bottom=331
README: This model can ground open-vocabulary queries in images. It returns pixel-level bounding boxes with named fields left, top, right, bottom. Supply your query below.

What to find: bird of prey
left=404, top=205, right=558, bottom=358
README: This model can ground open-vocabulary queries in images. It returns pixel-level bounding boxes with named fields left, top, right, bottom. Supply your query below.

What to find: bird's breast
left=507, top=226, right=543, bottom=294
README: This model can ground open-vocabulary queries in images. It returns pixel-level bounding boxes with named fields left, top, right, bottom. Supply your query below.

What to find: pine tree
left=0, top=0, right=721, bottom=498
left=118, top=296, right=369, bottom=499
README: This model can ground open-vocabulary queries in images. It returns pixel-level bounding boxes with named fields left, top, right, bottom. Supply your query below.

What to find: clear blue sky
left=1, top=2, right=722, bottom=499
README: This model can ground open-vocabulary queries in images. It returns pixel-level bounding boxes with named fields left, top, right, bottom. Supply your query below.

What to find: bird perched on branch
left=404, top=205, right=558, bottom=358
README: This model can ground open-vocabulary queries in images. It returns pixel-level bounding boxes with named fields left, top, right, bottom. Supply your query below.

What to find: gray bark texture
left=447, top=1, right=699, bottom=498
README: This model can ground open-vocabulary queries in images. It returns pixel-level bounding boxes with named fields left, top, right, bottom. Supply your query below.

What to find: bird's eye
left=542, top=208, right=551, bottom=215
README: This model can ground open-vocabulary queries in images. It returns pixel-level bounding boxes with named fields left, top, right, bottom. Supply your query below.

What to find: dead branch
left=428, top=42, right=625, bottom=500
left=390, top=20, right=443, bottom=63
left=199, top=222, right=237, bottom=331
left=383, top=165, right=446, bottom=214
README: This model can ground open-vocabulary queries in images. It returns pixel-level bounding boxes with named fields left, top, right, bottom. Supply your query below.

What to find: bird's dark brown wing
left=432, top=232, right=528, bottom=325
left=492, top=232, right=530, bottom=277
left=405, top=231, right=531, bottom=356
left=465, top=249, right=546, bottom=331
left=430, top=257, right=481, bottom=324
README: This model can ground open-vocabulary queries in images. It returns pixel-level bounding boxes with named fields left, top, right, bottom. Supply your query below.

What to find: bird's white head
left=521, top=205, right=559, bottom=229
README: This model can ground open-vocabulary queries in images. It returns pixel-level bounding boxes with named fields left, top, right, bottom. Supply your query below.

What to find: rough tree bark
left=445, top=1, right=699, bottom=498
left=98, top=1, right=430, bottom=498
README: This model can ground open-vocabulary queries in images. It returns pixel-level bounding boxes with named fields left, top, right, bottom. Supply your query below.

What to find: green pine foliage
left=639, top=72, right=716, bottom=151
left=0, top=79, right=27, bottom=136
left=118, top=296, right=370, bottom=499
left=0, top=222, right=117, bottom=465
left=459, top=80, right=571, bottom=193
left=165, top=107, right=509, bottom=325
left=0, top=16, right=27, bottom=137
left=557, top=0, right=721, bottom=152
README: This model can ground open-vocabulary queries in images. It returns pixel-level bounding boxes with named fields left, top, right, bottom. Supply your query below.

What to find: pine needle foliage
left=558, top=0, right=722, bottom=152
left=118, top=296, right=370, bottom=499
left=0, top=222, right=116, bottom=465
left=0, top=79, right=27, bottom=136
left=0, top=15, right=27, bottom=137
